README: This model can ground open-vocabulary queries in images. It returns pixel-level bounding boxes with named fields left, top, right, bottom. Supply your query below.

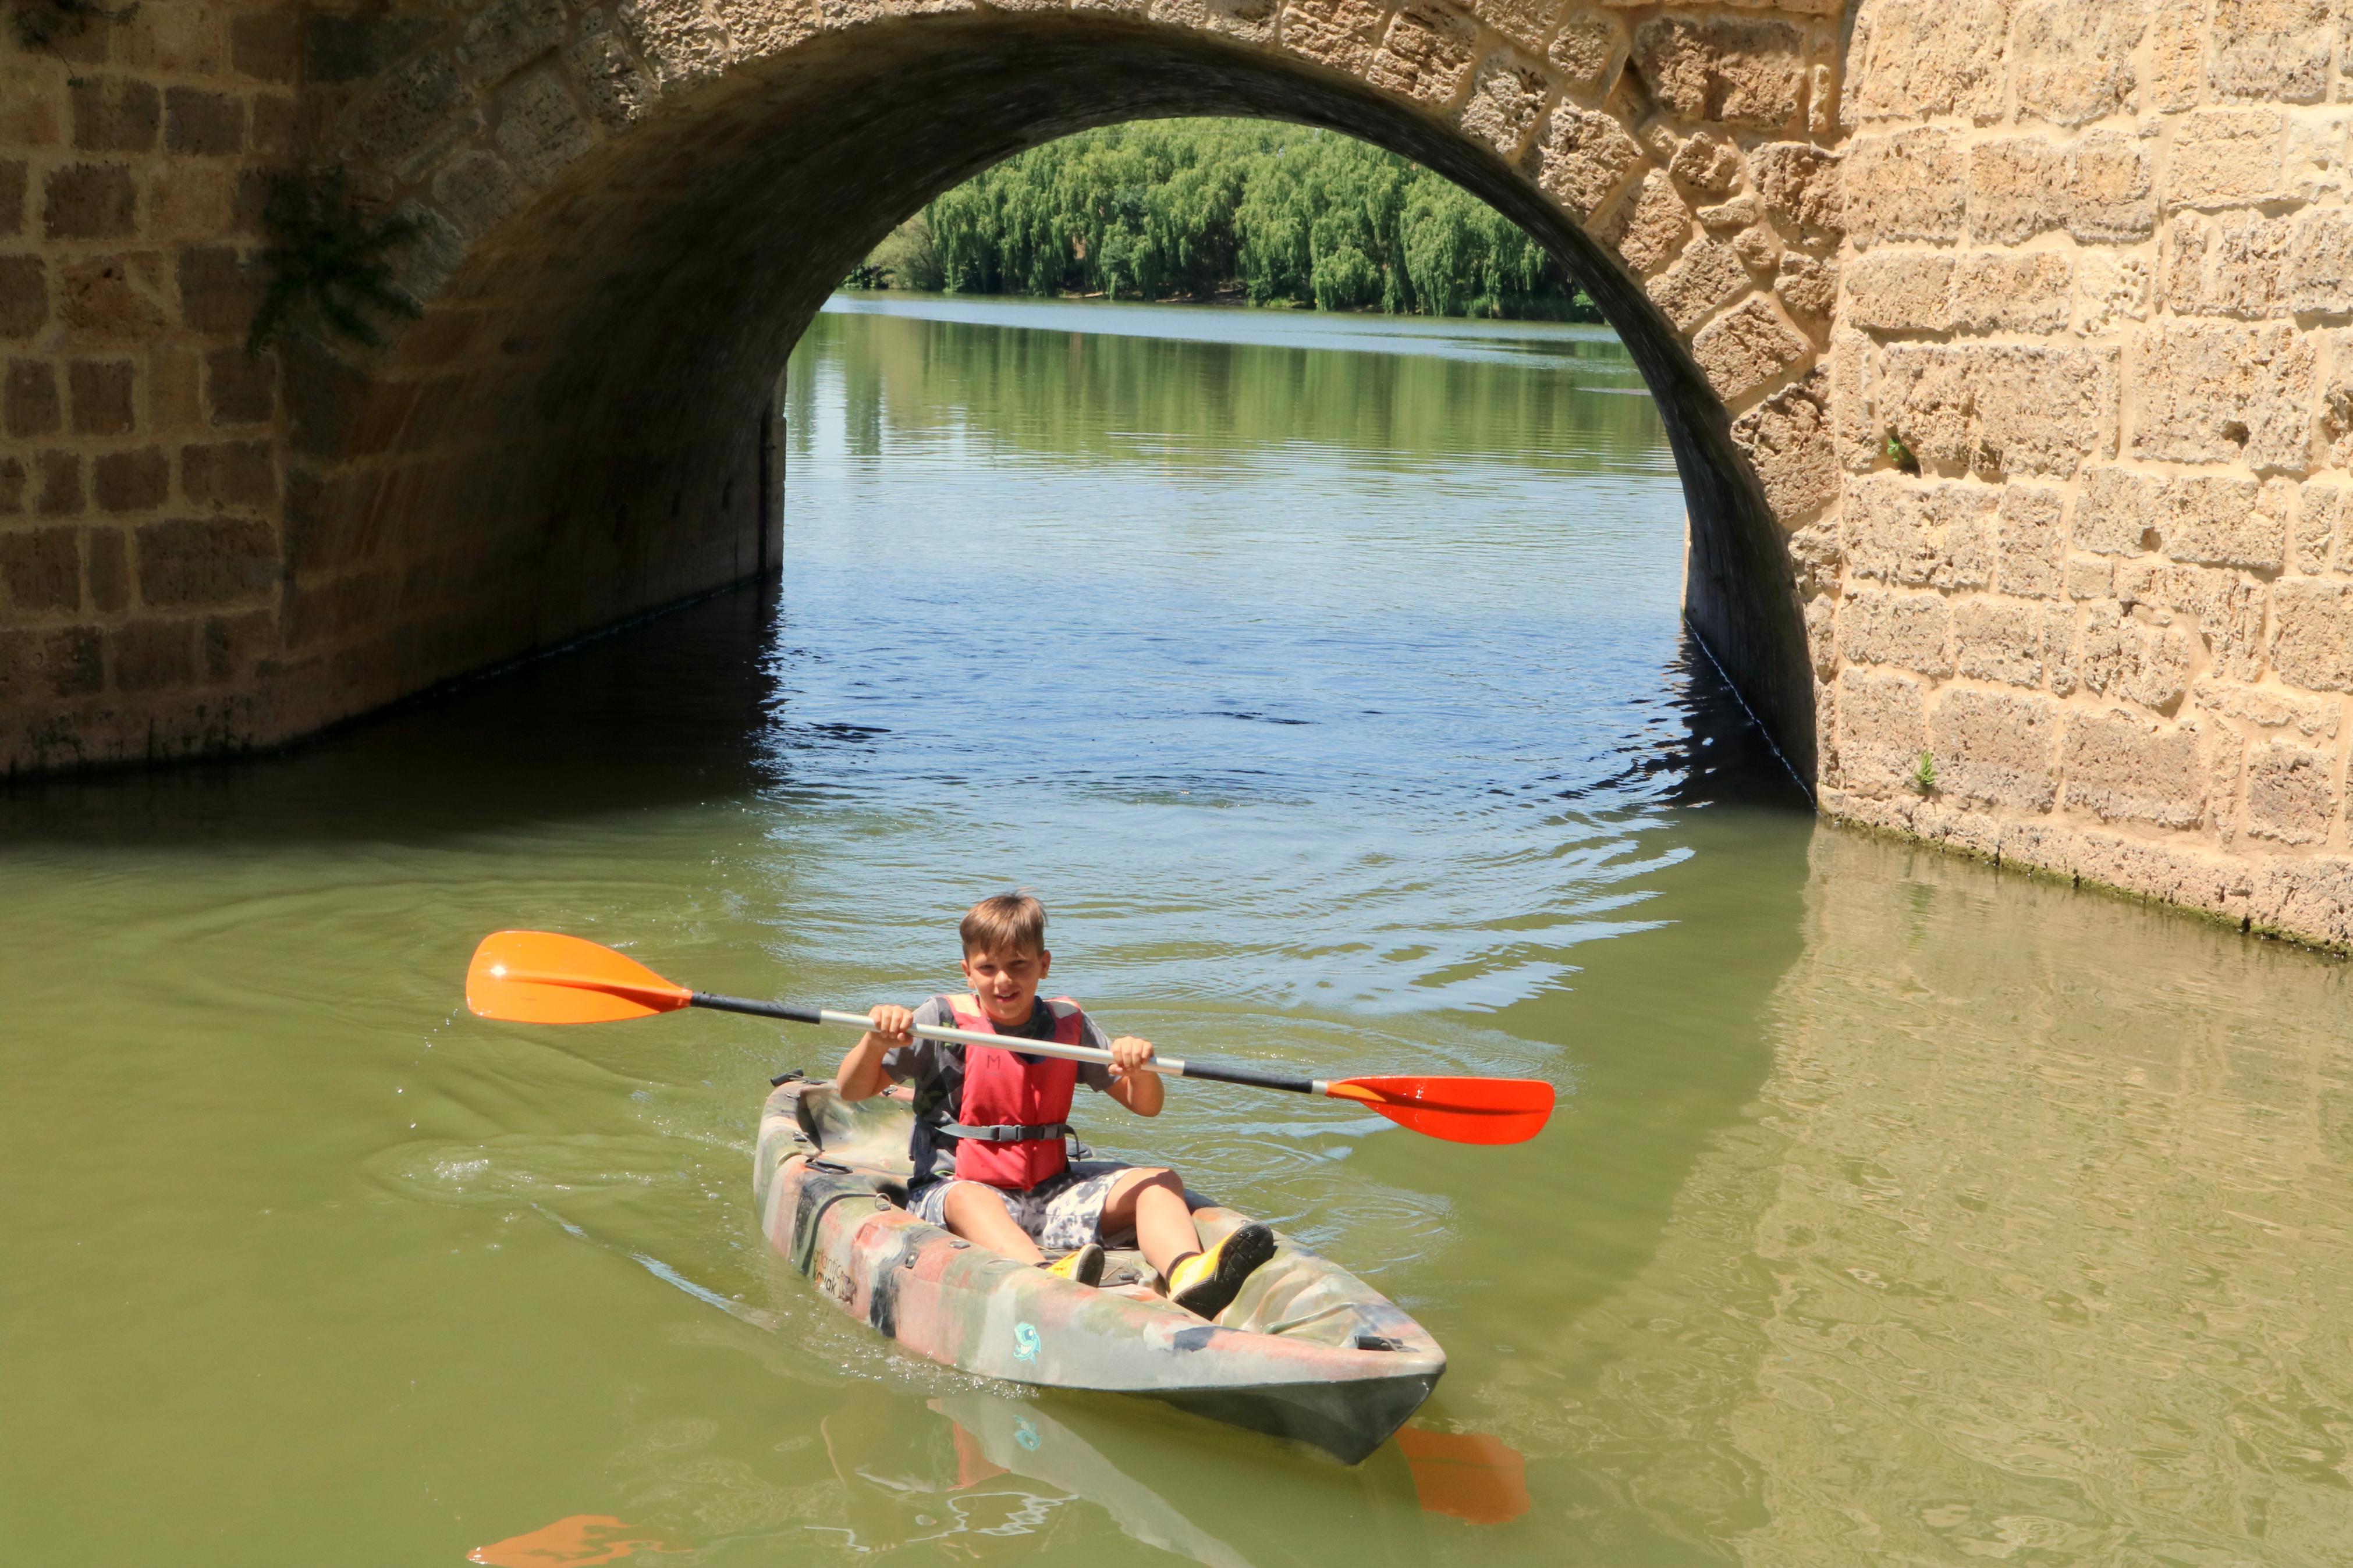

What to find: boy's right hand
left=865, top=1005, right=915, bottom=1044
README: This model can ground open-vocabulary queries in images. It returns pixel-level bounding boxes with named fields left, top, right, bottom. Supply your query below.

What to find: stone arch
left=251, top=0, right=1841, bottom=776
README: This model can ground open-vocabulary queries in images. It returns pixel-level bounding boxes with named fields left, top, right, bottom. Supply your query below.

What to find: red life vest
left=945, top=994, right=1085, bottom=1190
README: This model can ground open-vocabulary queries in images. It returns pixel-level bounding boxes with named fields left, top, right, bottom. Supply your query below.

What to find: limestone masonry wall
left=6, top=0, right=2353, bottom=952
left=1820, top=0, right=2353, bottom=948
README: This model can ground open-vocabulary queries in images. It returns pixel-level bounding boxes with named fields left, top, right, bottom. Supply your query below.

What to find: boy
left=835, top=892, right=1274, bottom=1320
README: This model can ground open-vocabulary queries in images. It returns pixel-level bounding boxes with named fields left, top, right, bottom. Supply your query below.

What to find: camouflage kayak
left=753, top=1075, right=1446, bottom=1464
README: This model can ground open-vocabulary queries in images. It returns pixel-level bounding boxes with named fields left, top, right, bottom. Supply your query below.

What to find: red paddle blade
left=1394, top=1426, right=1531, bottom=1524
left=1326, top=1075, right=1554, bottom=1145
left=466, top=930, right=693, bottom=1024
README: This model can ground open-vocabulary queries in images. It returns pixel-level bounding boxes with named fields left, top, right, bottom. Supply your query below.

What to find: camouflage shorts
left=907, top=1161, right=1137, bottom=1253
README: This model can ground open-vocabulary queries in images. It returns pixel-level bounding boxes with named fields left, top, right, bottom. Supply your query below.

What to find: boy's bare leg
left=1102, top=1168, right=1202, bottom=1279
left=940, top=1182, right=1046, bottom=1265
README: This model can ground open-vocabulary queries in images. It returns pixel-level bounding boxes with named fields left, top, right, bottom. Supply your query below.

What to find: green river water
left=5, top=296, right=2351, bottom=1566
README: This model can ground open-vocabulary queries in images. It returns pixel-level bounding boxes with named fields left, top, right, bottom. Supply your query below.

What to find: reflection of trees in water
left=1504, top=829, right=2353, bottom=1565
left=787, top=308, right=1668, bottom=475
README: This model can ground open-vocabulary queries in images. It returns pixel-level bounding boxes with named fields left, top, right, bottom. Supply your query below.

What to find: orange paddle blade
left=466, top=930, right=693, bottom=1024
left=1326, top=1075, right=1554, bottom=1145
left=1394, top=1427, right=1531, bottom=1524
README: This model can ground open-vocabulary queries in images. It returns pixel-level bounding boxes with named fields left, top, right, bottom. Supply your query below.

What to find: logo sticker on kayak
left=1013, top=1322, right=1041, bottom=1363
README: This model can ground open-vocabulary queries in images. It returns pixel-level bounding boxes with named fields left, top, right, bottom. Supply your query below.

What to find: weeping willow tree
left=851, top=120, right=1601, bottom=322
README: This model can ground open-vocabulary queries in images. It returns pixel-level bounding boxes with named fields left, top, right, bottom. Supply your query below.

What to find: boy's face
left=961, top=944, right=1050, bottom=1027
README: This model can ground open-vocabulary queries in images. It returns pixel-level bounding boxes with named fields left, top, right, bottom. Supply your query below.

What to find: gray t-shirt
left=885, top=995, right=1116, bottom=1184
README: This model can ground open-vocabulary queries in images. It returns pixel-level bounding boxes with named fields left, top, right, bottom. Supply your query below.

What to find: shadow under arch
left=310, top=12, right=1812, bottom=781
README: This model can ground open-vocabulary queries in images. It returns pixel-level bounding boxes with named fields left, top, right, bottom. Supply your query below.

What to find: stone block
left=1669, top=133, right=1743, bottom=197
left=36, top=453, right=81, bottom=517
left=1842, top=130, right=1963, bottom=248
left=1458, top=0, right=1561, bottom=54
left=2290, top=207, right=2353, bottom=315
left=1730, top=369, right=1834, bottom=520
left=2010, top=0, right=2149, bottom=126
left=2162, top=211, right=2290, bottom=318
left=567, top=20, right=652, bottom=132
left=2284, top=109, right=2353, bottom=202
left=1697, top=194, right=1756, bottom=234
left=2271, top=578, right=2353, bottom=690
left=0, top=525, right=81, bottom=613
left=1932, top=687, right=2060, bottom=809
left=2082, top=602, right=2196, bottom=710
left=494, top=72, right=597, bottom=187
left=2120, top=557, right=2268, bottom=680
left=0, top=257, right=46, bottom=341
left=461, top=0, right=565, bottom=85
left=1844, top=0, right=2008, bottom=124
left=2209, top=0, right=2330, bottom=105
left=2065, top=706, right=2208, bottom=825
left=2244, top=738, right=2338, bottom=842
left=1830, top=327, right=1877, bottom=472
left=61, top=255, right=170, bottom=341
left=2169, top=109, right=2283, bottom=208
left=1880, top=344, right=2120, bottom=480
left=2130, top=321, right=2314, bottom=472
left=204, top=347, right=274, bottom=426
left=2294, top=479, right=2349, bottom=573
left=1690, top=296, right=1811, bottom=401
left=2066, top=555, right=2114, bottom=601
left=1279, top=0, right=1393, bottom=75
left=165, top=90, right=244, bottom=157
left=44, top=164, right=137, bottom=241
left=2067, top=130, right=2157, bottom=242
left=1369, top=8, right=1480, bottom=102
left=1631, top=16, right=1802, bottom=129
left=1995, top=485, right=2065, bottom=599
left=230, top=10, right=303, bottom=83
left=135, top=517, right=279, bottom=609
left=1597, top=172, right=1685, bottom=279
left=1773, top=251, right=1835, bottom=329
left=1536, top=106, right=1642, bottom=219
left=5, top=359, right=61, bottom=437
left=29, top=626, right=105, bottom=698
left=1953, top=598, right=2046, bottom=687
left=0, top=161, right=21, bottom=239
left=345, top=49, right=469, bottom=172
left=1843, top=472, right=1994, bottom=588
left=1546, top=16, right=1621, bottom=94
left=2074, top=250, right=2152, bottom=336
left=2073, top=465, right=2159, bottom=555
left=1748, top=143, right=1841, bottom=243
left=2146, top=0, right=2206, bottom=109
left=1805, top=593, right=1836, bottom=678
left=1731, top=223, right=1779, bottom=273
left=2044, top=602, right=2084, bottom=692
left=1835, top=250, right=1948, bottom=333
left=1967, top=137, right=2062, bottom=246
left=2167, top=475, right=2292, bottom=570
left=180, top=442, right=276, bottom=511
left=204, top=609, right=275, bottom=682
left=66, top=360, right=134, bottom=436
left=70, top=78, right=160, bottom=153
left=2194, top=675, right=2342, bottom=737
left=1949, top=252, right=2071, bottom=334
left=1458, top=55, right=1553, bottom=159
left=1646, top=237, right=1747, bottom=332
left=176, top=247, right=261, bottom=337
left=84, top=527, right=126, bottom=611
left=92, top=449, right=168, bottom=514
left=112, top=619, right=197, bottom=694
left=430, top=151, right=526, bottom=241
left=0, top=457, right=23, bottom=515
left=1834, top=667, right=1929, bottom=797
left=1840, top=585, right=1953, bottom=675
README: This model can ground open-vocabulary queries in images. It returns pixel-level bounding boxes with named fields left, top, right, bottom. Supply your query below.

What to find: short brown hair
left=960, top=891, right=1047, bottom=957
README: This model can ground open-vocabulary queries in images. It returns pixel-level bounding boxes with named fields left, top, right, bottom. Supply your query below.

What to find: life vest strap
left=936, top=1121, right=1073, bottom=1143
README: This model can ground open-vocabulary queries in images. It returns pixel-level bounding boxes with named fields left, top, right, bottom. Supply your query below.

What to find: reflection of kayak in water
left=755, top=1077, right=1446, bottom=1463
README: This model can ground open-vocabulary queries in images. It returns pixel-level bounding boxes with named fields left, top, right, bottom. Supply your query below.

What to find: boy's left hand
left=1108, top=1036, right=1156, bottom=1076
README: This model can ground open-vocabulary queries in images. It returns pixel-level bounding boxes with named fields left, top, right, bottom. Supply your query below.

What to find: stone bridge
left=6, top=0, right=2353, bottom=950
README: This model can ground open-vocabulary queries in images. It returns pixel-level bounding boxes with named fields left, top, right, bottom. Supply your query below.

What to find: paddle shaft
left=686, top=991, right=1321, bottom=1096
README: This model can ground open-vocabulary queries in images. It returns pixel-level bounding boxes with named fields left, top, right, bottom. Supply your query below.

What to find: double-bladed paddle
left=464, top=929, right=1554, bottom=1146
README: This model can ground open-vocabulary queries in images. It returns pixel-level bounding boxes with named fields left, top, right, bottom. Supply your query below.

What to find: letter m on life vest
left=946, top=997, right=1085, bottom=1189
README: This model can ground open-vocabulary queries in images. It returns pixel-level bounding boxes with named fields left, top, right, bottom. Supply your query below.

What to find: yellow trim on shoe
left=1170, top=1222, right=1275, bottom=1321
left=1044, top=1242, right=1105, bottom=1288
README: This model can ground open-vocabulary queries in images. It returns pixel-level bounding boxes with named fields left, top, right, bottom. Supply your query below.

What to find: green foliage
left=1884, top=429, right=1920, bottom=474
left=895, top=120, right=1600, bottom=322
left=247, top=169, right=422, bottom=354
left=1912, top=751, right=1937, bottom=797
left=848, top=215, right=944, bottom=292
left=13, top=0, right=136, bottom=50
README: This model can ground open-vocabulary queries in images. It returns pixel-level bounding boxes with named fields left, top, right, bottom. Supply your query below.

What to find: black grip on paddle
left=1178, top=1058, right=1317, bottom=1095
left=692, top=991, right=823, bottom=1024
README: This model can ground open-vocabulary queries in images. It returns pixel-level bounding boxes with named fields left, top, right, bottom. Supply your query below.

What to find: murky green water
left=5, top=297, right=2350, bottom=1566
